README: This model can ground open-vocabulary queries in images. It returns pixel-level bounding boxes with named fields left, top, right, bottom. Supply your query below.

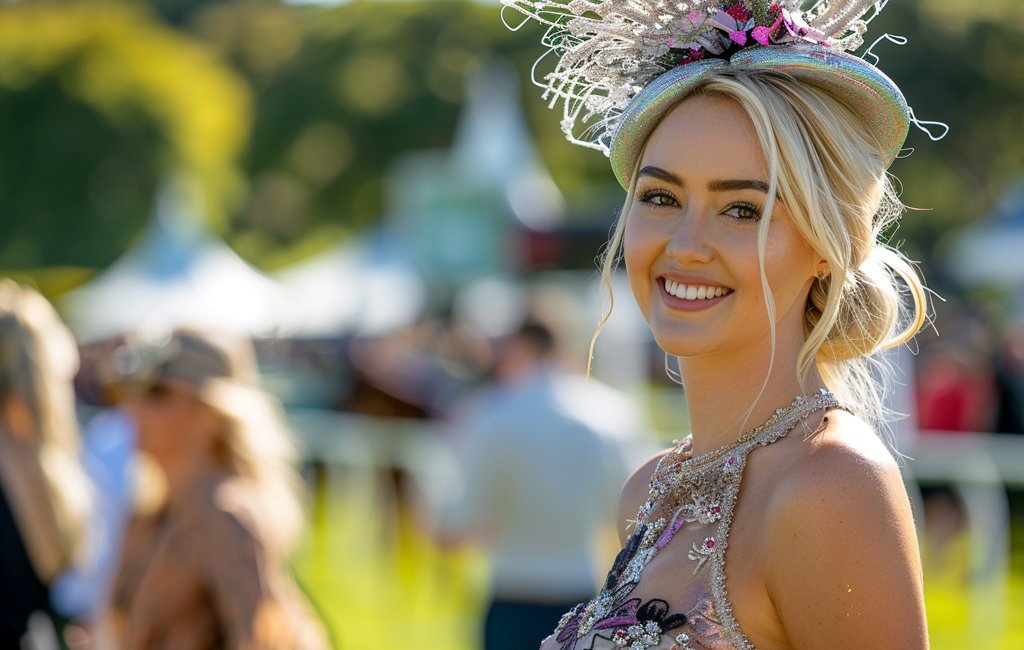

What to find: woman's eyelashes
left=723, top=201, right=763, bottom=221
left=637, top=187, right=680, bottom=207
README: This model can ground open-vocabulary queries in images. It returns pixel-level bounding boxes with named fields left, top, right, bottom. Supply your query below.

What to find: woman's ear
left=815, top=260, right=831, bottom=280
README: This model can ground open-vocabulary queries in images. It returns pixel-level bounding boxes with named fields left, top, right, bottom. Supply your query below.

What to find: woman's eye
left=724, top=202, right=762, bottom=221
left=638, top=190, right=679, bottom=207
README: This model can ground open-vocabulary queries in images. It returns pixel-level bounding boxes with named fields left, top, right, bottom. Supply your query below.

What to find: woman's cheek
left=762, top=223, right=817, bottom=303
left=623, top=216, right=654, bottom=318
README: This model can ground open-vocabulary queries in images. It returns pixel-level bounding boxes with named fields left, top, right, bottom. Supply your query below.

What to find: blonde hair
left=0, top=280, right=93, bottom=572
left=590, top=70, right=927, bottom=433
left=198, top=346, right=307, bottom=558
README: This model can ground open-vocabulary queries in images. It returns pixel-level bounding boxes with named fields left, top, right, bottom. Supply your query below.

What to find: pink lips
left=658, top=276, right=732, bottom=312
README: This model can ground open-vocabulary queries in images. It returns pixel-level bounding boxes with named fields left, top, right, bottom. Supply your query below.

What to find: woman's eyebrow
left=707, top=179, right=770, bottom=193
left=637, top=168, right=769, bottom=194
left=637, top=165, right=684, bottom=186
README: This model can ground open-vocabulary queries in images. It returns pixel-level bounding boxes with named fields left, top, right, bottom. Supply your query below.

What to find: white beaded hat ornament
left=501, top=0, right=946, bottom=188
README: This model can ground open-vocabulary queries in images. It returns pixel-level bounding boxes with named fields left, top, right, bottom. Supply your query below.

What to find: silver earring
left=816, top=270, right=828, bottom=280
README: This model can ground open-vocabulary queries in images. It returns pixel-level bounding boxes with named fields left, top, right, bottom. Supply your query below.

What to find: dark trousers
left=484, top=599, right=583, bottom=650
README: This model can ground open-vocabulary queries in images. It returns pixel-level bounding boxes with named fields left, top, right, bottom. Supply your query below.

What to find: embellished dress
left=538, top=390, right=844, bottom=650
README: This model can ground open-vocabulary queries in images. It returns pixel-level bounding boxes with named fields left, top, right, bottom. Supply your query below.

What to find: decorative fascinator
left=501, top=0, right=945, bottom=188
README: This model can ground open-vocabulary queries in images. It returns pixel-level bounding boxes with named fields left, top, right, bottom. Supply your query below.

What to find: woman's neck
left=164, top=450, right=229, bottom=504
left=678, top=322, right=826, bottom=457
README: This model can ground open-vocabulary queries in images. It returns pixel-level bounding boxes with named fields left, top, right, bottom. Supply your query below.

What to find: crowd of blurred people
left=1, top=281, right=327, bottom=649
left=3, top=269, right=1024, bottom=650
left=0, top=277, right=651, bottom=650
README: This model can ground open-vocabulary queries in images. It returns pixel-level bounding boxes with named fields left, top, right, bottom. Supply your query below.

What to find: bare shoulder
left=772, top=409, right=904, bottom=506
left=615, top=448, right=671, bottom=545
left=767, top=409, right=912, bottom=555
left=762, top=409, right=927, bottom=649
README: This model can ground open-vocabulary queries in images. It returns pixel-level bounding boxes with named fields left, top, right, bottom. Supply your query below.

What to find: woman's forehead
left=640, top=94, right=768, bottom=184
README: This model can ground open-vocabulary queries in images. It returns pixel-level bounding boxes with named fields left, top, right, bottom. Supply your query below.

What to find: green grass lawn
left=291, top=470, right=1024, bottom=650
left=921, top=529, right=1024, bottom=650
left=291, top=468, right=489, bottom=650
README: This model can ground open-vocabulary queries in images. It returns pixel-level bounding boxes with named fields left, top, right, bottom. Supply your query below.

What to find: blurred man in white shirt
left=440, top=321, right=645, bottom=650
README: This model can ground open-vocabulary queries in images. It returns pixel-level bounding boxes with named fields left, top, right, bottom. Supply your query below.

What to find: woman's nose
left=665, top=209, right=714, bottom=265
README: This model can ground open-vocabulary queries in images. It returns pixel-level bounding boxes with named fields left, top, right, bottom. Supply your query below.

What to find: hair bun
left=808, top=246, right=924, bottom=366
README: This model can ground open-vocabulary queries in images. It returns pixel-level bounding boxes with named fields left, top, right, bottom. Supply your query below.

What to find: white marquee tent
left=61, top=181, right=289, bottom=343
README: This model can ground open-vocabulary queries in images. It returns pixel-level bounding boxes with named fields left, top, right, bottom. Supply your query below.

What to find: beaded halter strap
left=553, top=388, right=846, bottom=650
left=636, top=388, right=845, bottom=526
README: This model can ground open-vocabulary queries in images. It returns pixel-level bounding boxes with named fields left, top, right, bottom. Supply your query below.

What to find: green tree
left=186, top=0, right=1024, bottom=275
left=0, top=0, right=250, bottom=290
left=4, top=0, right=1024, bottom=287
left=187, top=0, right=619, bottom=268
left=848, top=2, right=1024, bottom=278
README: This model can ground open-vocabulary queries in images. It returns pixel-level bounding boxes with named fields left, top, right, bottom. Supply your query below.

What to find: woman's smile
left=658, top=274, right=734, bottom=312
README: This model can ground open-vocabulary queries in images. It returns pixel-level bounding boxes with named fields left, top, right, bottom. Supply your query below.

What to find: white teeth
left=663, top=280, right=729, bottom=300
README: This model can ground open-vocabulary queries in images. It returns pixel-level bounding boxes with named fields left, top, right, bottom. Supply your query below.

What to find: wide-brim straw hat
left=121, top=329, right=261, bottom=410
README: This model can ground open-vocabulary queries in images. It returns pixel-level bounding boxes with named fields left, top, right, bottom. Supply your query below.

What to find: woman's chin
left=651, top=332, right=729, bottom=359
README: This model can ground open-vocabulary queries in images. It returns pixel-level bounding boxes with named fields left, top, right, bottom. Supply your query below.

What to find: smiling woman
left=506, top=1, right=936, bottom=649
left=608, top=76, right=926, bottom=436
left=568, top=73, right=930, bottom=650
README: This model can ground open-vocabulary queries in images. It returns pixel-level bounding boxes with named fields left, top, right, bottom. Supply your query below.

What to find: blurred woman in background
left=0, top=280, right=93, bottom=646
left=109, top=330, right=328, bottom=650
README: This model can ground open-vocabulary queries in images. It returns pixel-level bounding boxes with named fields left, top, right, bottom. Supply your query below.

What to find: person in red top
left=917, top=342, right=998, bottom=433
